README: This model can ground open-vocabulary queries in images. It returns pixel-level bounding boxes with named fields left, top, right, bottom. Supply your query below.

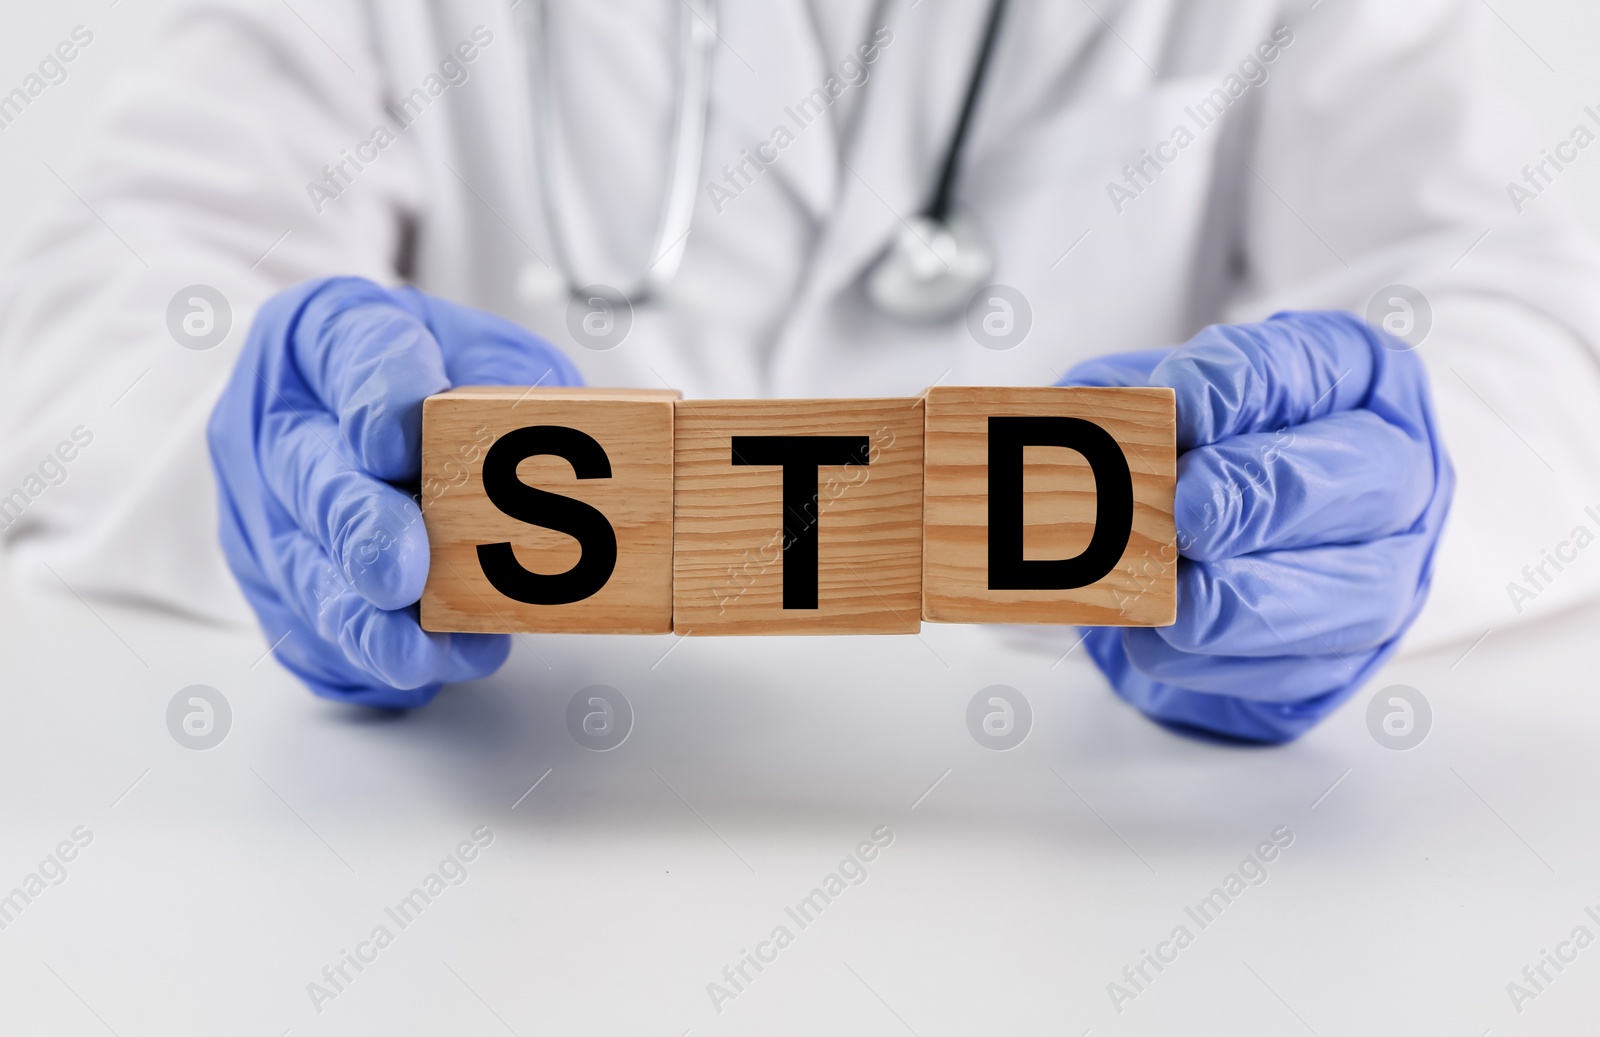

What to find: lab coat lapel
left=797, top=1, right=999, bottom=310
left=795, top=0, right=1170, bottom=312
left=715, top=0, right=841, bottom=220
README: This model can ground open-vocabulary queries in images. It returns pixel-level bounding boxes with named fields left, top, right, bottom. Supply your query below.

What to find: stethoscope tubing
left=522, top=0, right=1004, bottom=315
left=522, top=0, right=717, bottom=304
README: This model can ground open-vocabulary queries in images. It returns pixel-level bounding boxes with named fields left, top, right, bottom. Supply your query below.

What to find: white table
left=1, top=573, right=1596, bottom=1036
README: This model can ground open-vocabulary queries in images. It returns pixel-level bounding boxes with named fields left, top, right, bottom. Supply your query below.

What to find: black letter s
left=476, top=426, right=617, bottom=605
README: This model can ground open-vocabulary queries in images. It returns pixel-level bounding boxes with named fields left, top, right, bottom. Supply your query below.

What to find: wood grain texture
left=672, top=398, right=924, bottom=635
left=419, top=387, right=678, bottom=635
left=921, top=386, right=1176, bottom=626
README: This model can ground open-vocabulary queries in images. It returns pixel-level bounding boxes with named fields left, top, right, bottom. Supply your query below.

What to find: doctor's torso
left=349, top=0, right=1300, bottom=398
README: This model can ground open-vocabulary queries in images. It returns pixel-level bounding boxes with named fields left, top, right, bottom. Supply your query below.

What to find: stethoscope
left=520, top=0, right=717, bottom=304
left=522, top=0, right=1006, bottom=322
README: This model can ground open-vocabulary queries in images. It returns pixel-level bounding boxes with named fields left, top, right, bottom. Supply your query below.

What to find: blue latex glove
left=209, top=277, right=583, bottom=707
left=1064, top=311, right=1454, bottom=744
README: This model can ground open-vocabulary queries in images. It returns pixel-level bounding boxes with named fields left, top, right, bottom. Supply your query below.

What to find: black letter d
left=987, top=416, right=1133, bottom=590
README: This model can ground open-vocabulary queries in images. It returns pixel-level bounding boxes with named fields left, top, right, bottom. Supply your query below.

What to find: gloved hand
left=1064, top=311, right=1454, bottom=744
left=209, top=277, right=583, bottom=707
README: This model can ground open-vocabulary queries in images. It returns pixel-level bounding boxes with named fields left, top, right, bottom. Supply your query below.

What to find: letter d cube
left=921, top=386, right=1177, bottom=626
left=420, top=388, right=678, bottom=634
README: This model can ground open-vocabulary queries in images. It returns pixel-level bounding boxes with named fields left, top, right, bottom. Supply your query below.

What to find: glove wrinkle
left=1066, top=311, right=1454, bottom=743
left=210, top=277, right=582, bottom=707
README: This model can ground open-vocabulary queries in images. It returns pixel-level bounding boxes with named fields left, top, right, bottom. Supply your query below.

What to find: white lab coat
left=2, top=0, right=1598, bottom=654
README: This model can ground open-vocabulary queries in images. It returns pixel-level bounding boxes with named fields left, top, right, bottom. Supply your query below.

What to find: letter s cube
left=921, top=386, right=1177, bottom=626
left=419, top=388, right=678, bottom=634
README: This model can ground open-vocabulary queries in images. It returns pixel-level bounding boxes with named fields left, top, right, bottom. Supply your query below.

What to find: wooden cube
left=419, top=387, right=678, bottom=635
left=921, top=386, right=1177, bottom=626
left=671, top=398, right=925, bottom=635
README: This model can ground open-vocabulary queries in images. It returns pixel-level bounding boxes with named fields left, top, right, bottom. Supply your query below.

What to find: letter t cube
left=671, top=398, right=925, bottom=634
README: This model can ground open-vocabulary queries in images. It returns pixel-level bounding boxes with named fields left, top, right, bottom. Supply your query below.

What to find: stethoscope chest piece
left=863, top=0, right=1008, bottom=325
left=866, top=209, right=995, bottom=323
